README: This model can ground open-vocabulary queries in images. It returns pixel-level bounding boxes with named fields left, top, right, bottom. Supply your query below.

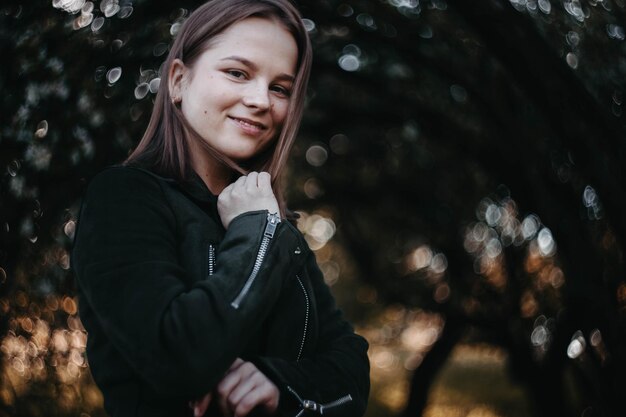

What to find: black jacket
left=72, top=166, right=369, bottom=417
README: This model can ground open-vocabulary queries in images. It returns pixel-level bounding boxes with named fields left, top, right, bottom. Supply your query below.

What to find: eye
left=270, top=84, right=291, bottom=97
left=226, top=69, right=247, bottom=79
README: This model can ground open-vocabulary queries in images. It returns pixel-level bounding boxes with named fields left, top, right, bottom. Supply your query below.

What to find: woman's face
left=171, top=17, right=298, bottom=162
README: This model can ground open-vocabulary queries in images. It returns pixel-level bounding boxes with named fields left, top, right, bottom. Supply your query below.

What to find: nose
left=242, top=81, right=270, bottom=111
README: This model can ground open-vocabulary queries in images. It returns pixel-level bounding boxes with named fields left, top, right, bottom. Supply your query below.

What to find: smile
left=228, top=116, right=267, bottom=134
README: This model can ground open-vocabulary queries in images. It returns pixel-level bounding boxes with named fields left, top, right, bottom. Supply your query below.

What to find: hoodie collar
left=178, top=170, right=218, bottom=204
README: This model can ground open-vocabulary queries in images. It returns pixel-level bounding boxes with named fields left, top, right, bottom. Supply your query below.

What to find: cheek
left=272, top=102, right=290, bottom=126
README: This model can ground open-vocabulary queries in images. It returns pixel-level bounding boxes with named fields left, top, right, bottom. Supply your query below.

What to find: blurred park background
left=1, top=0, right=626, bottom=416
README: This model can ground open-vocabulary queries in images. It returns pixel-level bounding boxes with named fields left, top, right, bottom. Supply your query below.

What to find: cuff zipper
left=287, top=386, right=353, bottom=416
left=230, top=212, right=281, bottom=309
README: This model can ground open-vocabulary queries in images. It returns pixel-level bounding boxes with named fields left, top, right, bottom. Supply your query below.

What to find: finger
left=233, top=174, right=247, bottom=189
left=234, top=383, right=278, bottom=417
left=217, top=367, right=247, bottom=415
left=233, top=386, right=262, bottom=417
left=227, top=370, right=262, bottom=407
left=228, top=358, right=245, bottom=372
left=218, top=181, right=235, bottom=198
left=218, top=361, right=256, bottom=415
left=257, top=172, right=272, bottom=191
left=245, top=172, right=259, bottom=192
left=235, top=174, right=247, bottom=184
left=217, top=377, right=240, bottom=416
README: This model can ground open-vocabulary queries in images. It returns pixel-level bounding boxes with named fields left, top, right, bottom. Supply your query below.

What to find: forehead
left=201, top=17, right=298, bottom=74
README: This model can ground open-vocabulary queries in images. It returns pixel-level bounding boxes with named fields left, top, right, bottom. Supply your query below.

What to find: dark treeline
left=1, top=0, right=625, bottom=416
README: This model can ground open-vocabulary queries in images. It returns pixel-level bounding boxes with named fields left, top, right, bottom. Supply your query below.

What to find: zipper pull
left=264, top=212, right=281, bottom=238
left=302, top=400, right=320, bottom=412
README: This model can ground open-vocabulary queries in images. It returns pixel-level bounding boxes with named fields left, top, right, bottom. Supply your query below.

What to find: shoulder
left=76, top=166, right=178, bottom=238
left=85, top=165, right=170, bottom=200
left=80, top=166, right=178, bottom=221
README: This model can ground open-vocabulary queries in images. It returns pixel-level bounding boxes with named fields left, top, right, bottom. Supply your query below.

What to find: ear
left=168, top=58, right=187, bottom=103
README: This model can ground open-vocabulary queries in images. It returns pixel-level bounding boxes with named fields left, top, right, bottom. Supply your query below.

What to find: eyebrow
left=220, top=55, right=295, bottom=82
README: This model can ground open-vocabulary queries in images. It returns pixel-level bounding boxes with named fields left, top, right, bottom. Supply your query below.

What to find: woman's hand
left=217, top=172, right=280, bottom=229
left=189, top=358, right=279, bottom=417
left=216, top=358, right=280, bottom=417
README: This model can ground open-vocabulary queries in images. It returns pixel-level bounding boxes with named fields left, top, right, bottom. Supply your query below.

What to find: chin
left=228, top=145, right=271, bottom=161
left=225, top=149, right=254, bottom=160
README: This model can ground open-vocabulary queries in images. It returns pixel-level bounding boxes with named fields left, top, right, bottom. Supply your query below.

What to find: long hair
left=125, top=0, right=312, bottom=216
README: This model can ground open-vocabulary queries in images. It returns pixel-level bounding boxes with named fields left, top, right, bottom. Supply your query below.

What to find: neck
left=196, top=160, right=231, bottom=195
left=188, top=139, right=232, bottom=195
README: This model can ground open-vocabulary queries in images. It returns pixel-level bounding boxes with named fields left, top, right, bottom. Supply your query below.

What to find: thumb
left=193, top=392, right=212, bottom=417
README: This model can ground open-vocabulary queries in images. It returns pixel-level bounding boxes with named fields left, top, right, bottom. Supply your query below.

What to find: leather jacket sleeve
left=252, top=242, right=370, bottom=417
left=72, top=168, right=305, bottom=398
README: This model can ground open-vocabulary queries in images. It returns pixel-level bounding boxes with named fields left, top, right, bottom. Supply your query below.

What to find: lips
left=228, top=116, right=267, bottom=135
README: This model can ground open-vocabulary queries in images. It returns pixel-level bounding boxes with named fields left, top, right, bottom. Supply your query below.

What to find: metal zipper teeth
left=230, top=213, right=280, bottom=309
left=295, top=275, right=309, bottom=362
left=287, top=386, right=307, bottom=417
left=207, top=244, right=215, bottom=276
left=287, top=386, right=305, bottom=403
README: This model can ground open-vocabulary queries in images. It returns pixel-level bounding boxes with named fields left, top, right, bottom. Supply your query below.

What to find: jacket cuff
left=221, top=211, right=308, bottom=308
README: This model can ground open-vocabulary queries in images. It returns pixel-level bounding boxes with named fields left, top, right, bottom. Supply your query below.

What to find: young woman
left=71, top=1, right=370, bottom=416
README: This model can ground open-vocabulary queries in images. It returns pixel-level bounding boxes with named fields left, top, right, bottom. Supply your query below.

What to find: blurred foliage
left=1, top=0, right=626, bottom=416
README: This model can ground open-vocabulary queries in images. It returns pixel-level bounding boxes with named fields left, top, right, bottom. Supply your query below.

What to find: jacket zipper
left=231, top=212, right=281, bottom=309
left=207, top=244, right=215, bottom=276
left=295, top=275, right=309, bottom=362
left=287, top=386, right=353, bottom=416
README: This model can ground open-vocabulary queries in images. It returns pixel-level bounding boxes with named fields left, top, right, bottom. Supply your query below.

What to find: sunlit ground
left=422, top=344, right=532, bottom=417
left=362, top=332, right=533, bottom=417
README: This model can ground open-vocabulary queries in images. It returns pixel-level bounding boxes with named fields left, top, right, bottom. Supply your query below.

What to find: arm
left=72, top=168, right=304, bottom=398
left=252, top=238, right=370, bottom=417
